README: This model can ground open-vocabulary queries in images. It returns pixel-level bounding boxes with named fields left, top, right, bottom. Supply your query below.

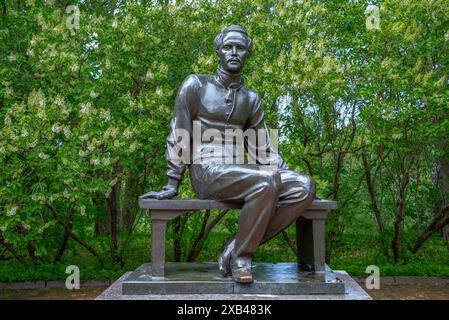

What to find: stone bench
left=138, top=197, right=337, bottom=277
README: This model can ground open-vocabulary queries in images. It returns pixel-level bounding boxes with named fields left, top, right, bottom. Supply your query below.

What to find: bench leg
left=151, top=219, right=167, bottom=277
left=296, top=215, right=325, bottom=272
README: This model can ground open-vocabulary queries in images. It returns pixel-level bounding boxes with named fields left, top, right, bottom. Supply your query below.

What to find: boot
left=218, top=237, right=235, bottom=277
left=231, top=256, right=253, bottom=283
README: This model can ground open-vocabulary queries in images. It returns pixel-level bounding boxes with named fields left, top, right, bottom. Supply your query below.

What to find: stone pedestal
left=95, top=262, right=377, bottom=300
left=121, top=263, right=344, bottom=295
left=96, top=263, right=371, bottom=300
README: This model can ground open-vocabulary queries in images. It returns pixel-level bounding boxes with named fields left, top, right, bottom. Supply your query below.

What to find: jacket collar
left=215, top=67, right=244, bottom=90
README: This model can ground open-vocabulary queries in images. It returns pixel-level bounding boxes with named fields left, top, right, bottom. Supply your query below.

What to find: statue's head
left=214, top=25, right=252, bottom=74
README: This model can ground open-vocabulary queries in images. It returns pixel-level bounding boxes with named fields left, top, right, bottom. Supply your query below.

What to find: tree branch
left=0, top=232, right=25, bottom=263
left=411, top=204, right=449, bottom=254
left=46, top=204, right=100, bottom=259
left=186, top=209, right=229, bottom=262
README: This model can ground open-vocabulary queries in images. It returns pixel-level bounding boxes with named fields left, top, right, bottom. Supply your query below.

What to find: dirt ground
left=0, top=283, right=448, bottom=300
left=363, top=284, right=449, bottom=300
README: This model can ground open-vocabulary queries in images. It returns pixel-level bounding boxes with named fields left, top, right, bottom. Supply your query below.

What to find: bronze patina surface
left=142, top=25, right=316, bottom=283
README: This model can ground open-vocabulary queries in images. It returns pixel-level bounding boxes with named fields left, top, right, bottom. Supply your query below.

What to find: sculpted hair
left=214, top=25, right=253, bottom=55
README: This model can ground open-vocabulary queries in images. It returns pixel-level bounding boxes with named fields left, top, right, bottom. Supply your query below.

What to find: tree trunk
left=392, top=177, right=408, bottom=262
left=55, top=207, right=74, bottom=262
left=105, top=162, right=124, bottom=262
left=412, top=205, right=449, bottom=254
left=433, top=139, right=449, bottom=246
left=107, top=184, right=119, bottom=255
left=173, top=216, right=183, bottom=262
left=121, top=174, right=139, bottom=235
left=362, top=151, right=385, bottom=234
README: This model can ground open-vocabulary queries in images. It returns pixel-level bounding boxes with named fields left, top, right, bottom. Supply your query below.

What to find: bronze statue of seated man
left=142, top=25, right=316, bottom=283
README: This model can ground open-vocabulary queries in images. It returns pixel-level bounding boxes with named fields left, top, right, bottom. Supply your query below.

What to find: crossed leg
left=189, top=164, right=315, bottom=282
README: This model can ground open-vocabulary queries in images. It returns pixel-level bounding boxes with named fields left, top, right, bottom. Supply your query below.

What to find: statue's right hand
left=140, top=185, right=178, bottom=200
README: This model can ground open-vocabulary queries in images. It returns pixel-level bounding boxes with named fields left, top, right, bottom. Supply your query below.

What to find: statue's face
left=216, top=31, right=250, bottom=74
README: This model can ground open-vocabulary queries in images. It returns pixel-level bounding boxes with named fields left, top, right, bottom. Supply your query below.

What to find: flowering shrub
left=0, top=0, right=448, bottom=268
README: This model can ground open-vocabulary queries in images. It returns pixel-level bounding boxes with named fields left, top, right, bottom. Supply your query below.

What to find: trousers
left=189, top=163, right=316, bottom=258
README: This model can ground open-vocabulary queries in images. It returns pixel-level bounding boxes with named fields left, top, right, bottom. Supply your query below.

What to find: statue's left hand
left=140, top=185, right=178, bottom=200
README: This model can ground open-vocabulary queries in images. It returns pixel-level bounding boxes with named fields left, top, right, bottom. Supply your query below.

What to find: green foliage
left=0, top=0, right=448, bottom=280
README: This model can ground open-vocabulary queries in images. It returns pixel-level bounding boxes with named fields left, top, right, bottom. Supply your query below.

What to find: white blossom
left=87, top=143, right=95, bottom=152
left=113, top=140, right=122, bottom=148
left=37, top=110, right=46, bottom=120
left=6, top=206, right=17, bottom=217
left=29, top=140, right=37, bottom=148
left=129, top=142, right=139, bottom=152
left=5, top=86, right=13, bottom=98
left=90, top=91, right=98, bottom=99
left=9, top=132, right=18, bottom=141
left=63, top=127, right=71, bottom=139
left=100, top=109, right=111, bottom=122
left=123, top=127, right=133, bottom=139
left=159, top=63, right=168, bottom=74
left=105, top=127, right=118, bottom=139
left=146, top=70, right=154, bottom=79
left=61, top=105, right=70, bottom=117
left=51, top=124, right=61, bottom=133
left=263, top=64, right=273, bottom=74
left=28, top=90, right=46, bottom=108
left=80, top=103, right=91, bottom=115
left=4, top=115, right=12, bottom=126
left=54, top=96, right=65, bottom=106
left=90, top=158, right=100, bottom=166
left=38, top=152, right=49, bottom=160
left=71, top=63, right=79, bottom=73
left=8, top=53, right=17, bottom=62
